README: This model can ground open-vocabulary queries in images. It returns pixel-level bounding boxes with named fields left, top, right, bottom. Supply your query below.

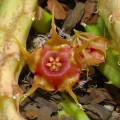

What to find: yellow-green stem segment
left=0, top=0, right=37, bottom=119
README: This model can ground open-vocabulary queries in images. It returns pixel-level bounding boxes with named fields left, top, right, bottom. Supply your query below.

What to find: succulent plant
left=0, top=0, right=37, bottom=119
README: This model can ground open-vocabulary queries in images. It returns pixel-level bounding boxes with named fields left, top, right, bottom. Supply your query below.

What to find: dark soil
left=19, top=0, right=120, bottom=120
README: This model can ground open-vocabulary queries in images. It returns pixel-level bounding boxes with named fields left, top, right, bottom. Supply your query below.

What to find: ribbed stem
left=0, top=0, right=37, bottom=119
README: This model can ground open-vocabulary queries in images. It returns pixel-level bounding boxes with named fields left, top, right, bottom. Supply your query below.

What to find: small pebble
left=26, top=109, right=37, bottom=120
left=116, top=106, right=120, bottom=113
left=109, top=111, right=120, bottom=120
left=104, top=104, right=114, bottom=112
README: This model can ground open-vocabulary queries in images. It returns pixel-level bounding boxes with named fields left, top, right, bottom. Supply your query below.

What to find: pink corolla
left=35, top=46, right=80, bottom=91
left=18, top=14, right=107, bottom=104
left=73, top=30, right=107, bottom=69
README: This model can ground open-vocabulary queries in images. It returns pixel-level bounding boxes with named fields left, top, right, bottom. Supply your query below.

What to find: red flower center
left=41, top=51, right=70, bottom=78
left=46, top=56, right=62, bottom=71
left=35, top=47, right=75, bottom=88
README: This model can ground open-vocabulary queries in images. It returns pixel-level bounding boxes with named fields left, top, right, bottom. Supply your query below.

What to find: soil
left=19, top=0, right=120, bottom=120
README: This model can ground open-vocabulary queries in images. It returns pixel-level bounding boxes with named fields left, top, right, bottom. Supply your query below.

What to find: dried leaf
left=81, top=0, right=98, bottom=24
left=87, top=87, right=116, bottom=104
left=62, top=2, right=84, bottom=33
left=83, top=104, right=112, bottom=120
left=47, top=0, right=66, bottom=20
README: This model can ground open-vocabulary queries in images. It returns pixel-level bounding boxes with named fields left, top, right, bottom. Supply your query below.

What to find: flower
left=73, top=31, right=107, bottom=69
left=34, top=45, right=80, bottom=91
left=18, top=12, right=107, bottom=105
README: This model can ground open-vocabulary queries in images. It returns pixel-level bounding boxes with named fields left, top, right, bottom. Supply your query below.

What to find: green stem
left=97, top=48, right=120, bottom=88
left=0, top=0, right=37, bottom=119
left=98, top=0, right=120, bottom=52
left=83, top=17, right=120, bottom=88
left=58, top=93, right=90, bottom=120
left=32, top=7, right=52, bottom=34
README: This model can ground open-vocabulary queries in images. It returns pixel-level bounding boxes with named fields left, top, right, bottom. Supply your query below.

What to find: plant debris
left=62, top=2, right=84, bottom=33
left=47, top=0, right=67, bottom=20
left=81, top=0, right=98, bottom=24
left=83, top=104, right=112, bottom=120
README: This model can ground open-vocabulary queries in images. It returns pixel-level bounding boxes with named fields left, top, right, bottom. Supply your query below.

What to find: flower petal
left=73, top=31, right=107, bottom=69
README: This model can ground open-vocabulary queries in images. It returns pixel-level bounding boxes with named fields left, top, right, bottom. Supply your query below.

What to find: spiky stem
left=0, top=0, right=37, bottom=119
